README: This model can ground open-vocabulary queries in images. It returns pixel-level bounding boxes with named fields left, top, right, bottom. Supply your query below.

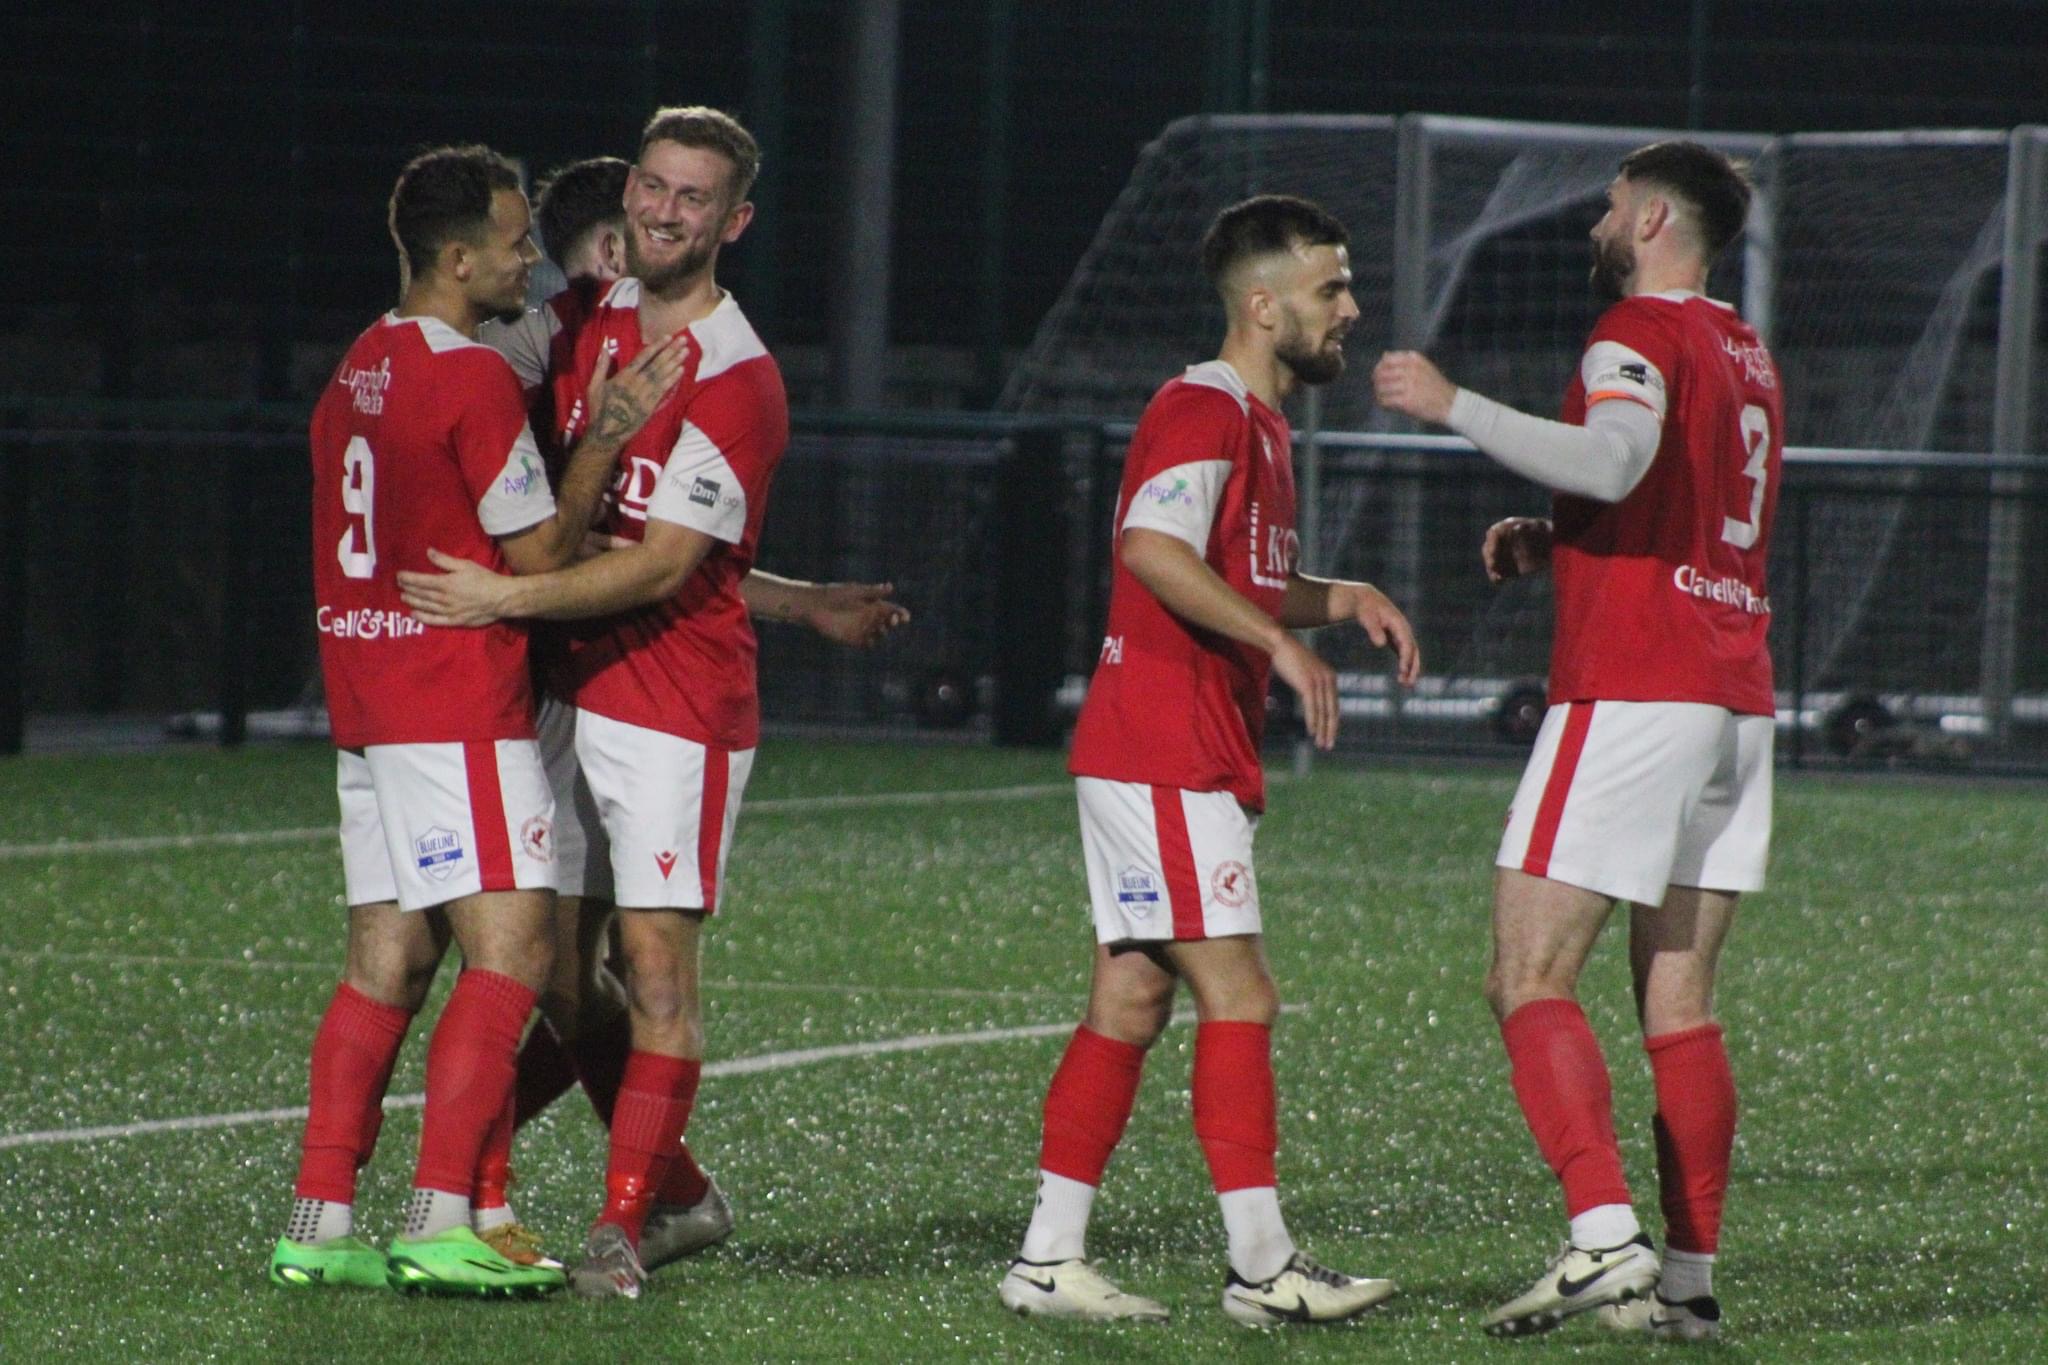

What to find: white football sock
left=1019, top=1171, right=1095, bottom=1263
left=1219, top=1186, right=1296, bottom=1283
left=403, top=1186, right=470, bottom=1239
left=1661, top=1246, right=1715, bottom=1300
left=285, top=1197, right=353, bottom=1244
left=1569, top=1202, right=1641, bottom=1251
left=473, top=1200, right=519, bottom=1233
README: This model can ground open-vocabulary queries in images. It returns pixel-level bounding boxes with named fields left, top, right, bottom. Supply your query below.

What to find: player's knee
left=470, top=931, right=555, bottom=993
left=1086, top=993, right=1171, bottom=1048
left=1190, top=973, right=1278, bottom=1026
left=1481, top=968, right=1511, bottom=1021
left=345, top=947, right=435, bottom=1012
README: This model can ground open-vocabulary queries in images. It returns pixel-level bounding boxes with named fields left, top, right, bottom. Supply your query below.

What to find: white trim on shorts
left=1075, top=776, right=1261, bottom=944
left=573, top=709, right=755, bottom=912
left=1496, top=700, right=1772, bottom=907
left=335, top=740, right=556, bottom=913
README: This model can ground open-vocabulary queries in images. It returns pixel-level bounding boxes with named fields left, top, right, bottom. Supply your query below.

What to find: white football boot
left=1221, top=1251, right=1397, bottom=1327
left=1482, top=1234, right=1659, bottom=1337
left=998, top=1258, right=1170, bottom=1322
left=1597, top=1287, right=1723, bottom=1340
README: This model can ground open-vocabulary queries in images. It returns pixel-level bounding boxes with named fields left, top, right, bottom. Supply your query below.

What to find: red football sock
left=1646, top=1023, right=1738, bottom=1254
left=474, top=1089, right=516, bottom=1212
left=295, top=982, right=412, bottom=1204
left=655, top=1139, right=712, bottom=1207
left=511, top=1019, right=580, bottom=1130
left=568, top=1009, right=634, bottom=1129
left=598, top=1051, right=700, bottom=1244
left=1038, top=1026, right=1146, bottom=1185
left=412, top=969, right=536, bottom=1198
left=1501, top=998, right=1632, bottom=1217
left=1192, top=1021, right=1278, bottom=1192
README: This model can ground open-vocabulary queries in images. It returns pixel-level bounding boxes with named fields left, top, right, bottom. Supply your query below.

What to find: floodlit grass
left=1, top=740, right=2043, bottom=1361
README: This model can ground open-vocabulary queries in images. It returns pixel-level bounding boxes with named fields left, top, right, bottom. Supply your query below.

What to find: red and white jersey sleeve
left=1068, top=360, right=1298, bottom=811
left=311, top=314, right=552, bottom=748
left=1548, top=292, right=1784, bottom=715
left=548, top=284, right=789, bottom=750
left=481, top=279, right=607, bottom=480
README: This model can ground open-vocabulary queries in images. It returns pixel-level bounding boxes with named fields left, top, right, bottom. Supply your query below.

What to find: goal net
left=1005, top=114, right=2038, bottom=755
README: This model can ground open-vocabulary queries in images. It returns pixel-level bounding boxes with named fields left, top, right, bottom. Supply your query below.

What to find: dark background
left=11, top=0, right=2048, bottom=410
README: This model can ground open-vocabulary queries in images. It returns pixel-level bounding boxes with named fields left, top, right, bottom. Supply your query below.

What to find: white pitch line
left=0, top=783, right=1072, bottom=862
left=0, top=1020, right=1079, bottom=1151
left=0, top=1007, right=1299, bottom=1153
left=0, top=948, right=1070, bottom=1003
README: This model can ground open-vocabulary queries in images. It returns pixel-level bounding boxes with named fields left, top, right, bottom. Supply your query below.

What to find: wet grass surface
left=1, top=740, right=2043, bottom=1361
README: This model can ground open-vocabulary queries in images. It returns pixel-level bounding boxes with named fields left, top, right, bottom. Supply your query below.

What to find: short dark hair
left=534, top=156, right=631, bottom=263
left=1200, top=194, right=1349, bottom=290
left=637, top=106, right=762, bottom=205
left=1619, top=141, right=1754, bottom=260
left=388, top=144, right=522, bottom=281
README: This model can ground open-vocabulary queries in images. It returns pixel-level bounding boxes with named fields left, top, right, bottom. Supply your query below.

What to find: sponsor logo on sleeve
left=1594, top=359, right=1663, bottom=396
left=1209, top=860, right=1253, bottom=910
left=1137, top=475, right=1196, bottom=509
left=688, top=476, right=722, bottom=508
left=1116, top=866, right=1161, bottom=917
left=413, top=826, right=465, bottom=882
left=501, top=453, right=544, bottom=498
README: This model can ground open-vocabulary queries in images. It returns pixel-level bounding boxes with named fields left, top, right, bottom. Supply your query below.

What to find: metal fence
left=4, top=407, right=2043, bottom=773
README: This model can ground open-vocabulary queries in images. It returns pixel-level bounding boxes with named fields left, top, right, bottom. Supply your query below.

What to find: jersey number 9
left=338, top=436, right=377, bottom=579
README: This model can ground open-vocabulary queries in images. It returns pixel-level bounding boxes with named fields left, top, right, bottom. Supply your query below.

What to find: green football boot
left=269, top=1234, right=391, bottom=1290
left=384, top=1225, right=566, bottom=1298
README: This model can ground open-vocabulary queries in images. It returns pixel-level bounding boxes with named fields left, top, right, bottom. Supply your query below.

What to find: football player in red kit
left=1375, top=140, right=1777, bottom=1341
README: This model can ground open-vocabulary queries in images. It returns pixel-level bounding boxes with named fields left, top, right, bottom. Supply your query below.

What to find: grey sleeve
left=1446, top=388, right=1662, bottom=503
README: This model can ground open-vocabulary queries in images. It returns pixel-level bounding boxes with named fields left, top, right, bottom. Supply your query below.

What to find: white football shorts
left=1076, top=777, right=1261, bottom=944
left=537, top=695, right=611, bottom=900
left=1497, top=700, right=1773, bottom=907
left=573, top=709, right=755, bottom=912
left=336, top=739, right=556, bottom=913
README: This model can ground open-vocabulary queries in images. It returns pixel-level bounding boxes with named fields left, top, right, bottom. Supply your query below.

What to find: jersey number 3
left=338, top=435, right=377, bottom=579
left=1720, top=404, right=1769, bottom=550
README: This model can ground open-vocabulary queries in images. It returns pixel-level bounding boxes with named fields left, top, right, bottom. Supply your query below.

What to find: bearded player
left=998, top=195, right=1420, bottom=1329
left=468, top=152, right=907, bottom=1270
left=401, top=107, right=789, bottom=1300
left=1375, top=141, right=1778, bottom=1341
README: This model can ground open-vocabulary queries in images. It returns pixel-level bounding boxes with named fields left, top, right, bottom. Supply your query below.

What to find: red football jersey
left=1548, top=292, right=1783, bottom=715
left=1068, top=362, right=1299, bottom=811
left=311, top=314, right=556, bottom=748
left=533, top=281, right=788, bottom=749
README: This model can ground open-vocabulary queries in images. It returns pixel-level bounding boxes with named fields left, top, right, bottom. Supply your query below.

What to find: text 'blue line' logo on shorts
left=1117, top=866, right=1160, bottom=917
left=414, top=826, right=465, bottom=882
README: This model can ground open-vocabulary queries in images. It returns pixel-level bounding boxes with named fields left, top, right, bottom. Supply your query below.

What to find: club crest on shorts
left=653, top=849, right=680, bottom=880
left=1116, top=865, right=1161, bottom=917
left=519, top=817, right=553, bottom=862
left=1209, top=860, right=1252, bottom=909
left=413, top=826, right=465, bottom=882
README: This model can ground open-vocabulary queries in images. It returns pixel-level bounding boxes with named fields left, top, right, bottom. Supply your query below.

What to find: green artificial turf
left=1, top=740, right=2042, bottom=1361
